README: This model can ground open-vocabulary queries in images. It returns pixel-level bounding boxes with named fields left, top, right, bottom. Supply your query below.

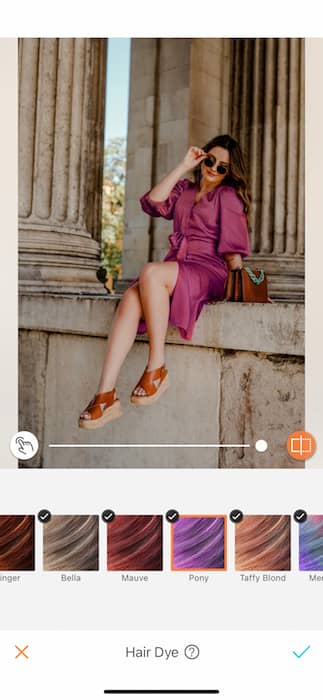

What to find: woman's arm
left=224, top=253, right=243, bottom=270
left=217, top=188, right=251, bottom=263
left=148, top=146, right=206, bottom=202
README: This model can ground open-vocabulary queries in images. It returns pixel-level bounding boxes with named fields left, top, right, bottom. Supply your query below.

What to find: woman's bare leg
left=134, top=261, right=179, bottom=396
left=80, top=285, right=143, bottom=418
left=80, top=260, right=179, bottom=414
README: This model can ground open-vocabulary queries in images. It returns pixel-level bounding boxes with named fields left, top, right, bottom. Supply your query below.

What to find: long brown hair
left=193, top=134, right=251, bottom=225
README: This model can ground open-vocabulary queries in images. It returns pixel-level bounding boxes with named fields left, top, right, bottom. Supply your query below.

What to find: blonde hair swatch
left=43, top=515, right=99, bottom=571
left=235, top=515, right=291, bottom=571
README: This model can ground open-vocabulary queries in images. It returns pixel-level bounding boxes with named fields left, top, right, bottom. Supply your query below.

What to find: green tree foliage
left=101, top=137, right=126, bottom=289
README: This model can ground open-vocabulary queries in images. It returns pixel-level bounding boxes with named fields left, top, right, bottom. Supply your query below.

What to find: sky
left=104, top=38, right=131, bottom=143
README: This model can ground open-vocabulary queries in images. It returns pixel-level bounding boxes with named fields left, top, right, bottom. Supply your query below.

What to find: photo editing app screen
left=1, top=28, right=323, bottom=700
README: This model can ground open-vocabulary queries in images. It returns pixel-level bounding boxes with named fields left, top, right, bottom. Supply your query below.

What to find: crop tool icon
left=287, top=431, right=316, bottom=460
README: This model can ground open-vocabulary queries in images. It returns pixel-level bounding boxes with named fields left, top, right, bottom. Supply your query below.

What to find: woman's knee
left=118, top=286, right=141, bottom=313
left=139, top=262, right=159, bottom=285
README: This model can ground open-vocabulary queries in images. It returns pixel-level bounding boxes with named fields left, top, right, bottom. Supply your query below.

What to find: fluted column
left=123, top=38, right=304, bottom=300
left=19, top=38, right=107, bottom=293
left=229, top=38, right=305, bottom=300
left=122, top=38, right=231, bottom=280
left=122, top=38, right=159, bottom=279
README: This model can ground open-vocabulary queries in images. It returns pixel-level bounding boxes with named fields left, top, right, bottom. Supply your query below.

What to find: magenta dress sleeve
left=217, top=187, right=251, bottom=258
left=139, top=178, right=189, bottom=220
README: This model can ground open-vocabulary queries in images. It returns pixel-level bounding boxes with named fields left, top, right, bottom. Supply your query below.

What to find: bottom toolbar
left=1, top=630, right=320, bottom=700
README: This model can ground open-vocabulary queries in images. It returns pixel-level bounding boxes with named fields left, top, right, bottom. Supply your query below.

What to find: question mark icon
left=184, top=644, right=200, bottom=660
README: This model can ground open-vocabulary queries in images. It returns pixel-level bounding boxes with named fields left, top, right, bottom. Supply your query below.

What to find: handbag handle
left=244, top=266, right=265, bottom=285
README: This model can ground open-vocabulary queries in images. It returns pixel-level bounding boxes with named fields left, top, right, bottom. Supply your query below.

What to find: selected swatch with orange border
left=171, top=515, right=227, bottom=571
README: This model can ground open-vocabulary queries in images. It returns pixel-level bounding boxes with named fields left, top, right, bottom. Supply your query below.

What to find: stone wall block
left=42, top=335, right=221, bottom=468
left=219, top=351, right=304, bottom=468
left=18, top=330, right=48, bottom=468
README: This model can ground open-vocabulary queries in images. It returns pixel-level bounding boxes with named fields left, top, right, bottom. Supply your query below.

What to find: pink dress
left=132, top=178, right=250, bottom=341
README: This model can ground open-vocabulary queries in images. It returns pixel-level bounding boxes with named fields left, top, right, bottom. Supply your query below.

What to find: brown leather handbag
left=225, top=266, right=269, bottom=302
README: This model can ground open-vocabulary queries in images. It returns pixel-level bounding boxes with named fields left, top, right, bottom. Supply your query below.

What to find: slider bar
left=50, top=443, right=249, bottom=448
left=104, top=692, right=220, bottom=695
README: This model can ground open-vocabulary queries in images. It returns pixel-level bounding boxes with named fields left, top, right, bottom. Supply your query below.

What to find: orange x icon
left=15, top=644, right=29, bottom=659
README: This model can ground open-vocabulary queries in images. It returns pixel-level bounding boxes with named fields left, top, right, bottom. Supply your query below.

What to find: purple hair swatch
left=299, top=515, right=323, bottom=571
left=173, top=517, right=225, bottom=570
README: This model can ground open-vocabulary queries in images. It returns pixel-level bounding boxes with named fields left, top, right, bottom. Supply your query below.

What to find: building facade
left=19, top=38, right=305, bottom=468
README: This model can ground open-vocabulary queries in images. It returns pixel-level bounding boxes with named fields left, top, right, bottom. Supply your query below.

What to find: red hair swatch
left=0, top=515, right=35, bottom=571
left=107, top=515, right=163, bottom=571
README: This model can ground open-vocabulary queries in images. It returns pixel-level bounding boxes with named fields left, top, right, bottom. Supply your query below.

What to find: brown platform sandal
left=131, top=365, right=170, bottom=406
left=78, top=389, right=122, bottom=430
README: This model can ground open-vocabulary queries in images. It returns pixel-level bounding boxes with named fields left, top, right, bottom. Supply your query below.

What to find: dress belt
left=168, top=231, right=215, bottom=261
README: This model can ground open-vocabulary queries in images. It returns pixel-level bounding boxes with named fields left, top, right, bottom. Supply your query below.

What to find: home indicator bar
left=103, top=692, right=220, bottom=696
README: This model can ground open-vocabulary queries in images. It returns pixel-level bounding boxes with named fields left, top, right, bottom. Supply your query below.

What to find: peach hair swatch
left=235, top=515, right=291, bottom=571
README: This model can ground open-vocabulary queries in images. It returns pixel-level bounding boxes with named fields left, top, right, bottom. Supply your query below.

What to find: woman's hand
left=180, top=146, right=207, bottom=172
left=147, top=147, right=207, bottom=204
left=224, top=253, right=243, bottom=270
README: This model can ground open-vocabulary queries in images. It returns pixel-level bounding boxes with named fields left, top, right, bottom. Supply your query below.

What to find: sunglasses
left=203, top=154, right=229, bottom=175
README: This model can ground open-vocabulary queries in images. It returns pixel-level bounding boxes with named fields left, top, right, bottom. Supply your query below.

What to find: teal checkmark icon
left=292, top=645, right=311, bottom=658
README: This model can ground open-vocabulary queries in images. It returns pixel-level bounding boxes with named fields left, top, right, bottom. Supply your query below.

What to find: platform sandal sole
left=78, top=399, right=122, bottom=430
left=131, top=376, right=170, bottom=406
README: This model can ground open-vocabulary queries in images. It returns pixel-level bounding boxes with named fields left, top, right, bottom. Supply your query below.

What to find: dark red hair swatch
left=235, top=515, right=291, bottom=571
left=107, top=515, right=163, bottom=571
left=0, top=515, right=35, bottom=571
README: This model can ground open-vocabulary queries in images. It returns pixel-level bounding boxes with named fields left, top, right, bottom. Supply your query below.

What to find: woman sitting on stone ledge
left=79, top=134, right=251, bottom=429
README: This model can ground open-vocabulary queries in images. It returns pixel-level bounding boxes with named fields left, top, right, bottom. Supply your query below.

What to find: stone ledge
left=19, top=292, right=304, bottom=356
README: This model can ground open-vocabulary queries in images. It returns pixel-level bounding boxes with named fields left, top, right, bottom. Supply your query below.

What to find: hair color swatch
left=43, top=515, right=99, bottom=571
left=299, top=515, right=323, bottom=571
left=107, top=515, right=163, bottom=571
left=0, top=515, right=35, bottom=571
left=235, top=515, right=291, bottom=571
left=172, top=516, right=226, bottom=570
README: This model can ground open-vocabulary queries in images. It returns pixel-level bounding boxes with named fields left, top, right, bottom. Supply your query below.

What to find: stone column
left=122, top=38, right=231, bottom=279
left=229, top=38, right=305, bottom=300
left=122, top=38, right=159, bottom=279
left=123, top=38, right=304, bottom=300
left=19, top=38, right=107, bottom=293
left=189, top=38, right=232, bottom=146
